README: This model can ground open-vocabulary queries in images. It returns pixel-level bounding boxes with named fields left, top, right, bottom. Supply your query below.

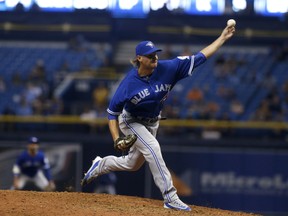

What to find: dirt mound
left=0, top=190, right=260, bottom=216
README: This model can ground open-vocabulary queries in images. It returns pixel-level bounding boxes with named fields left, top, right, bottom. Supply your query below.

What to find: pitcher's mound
left=0, top=190, right=260, bottom=216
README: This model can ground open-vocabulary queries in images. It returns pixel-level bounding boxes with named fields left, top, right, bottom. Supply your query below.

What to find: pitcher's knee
left=124, top=163, right=142, bottom=171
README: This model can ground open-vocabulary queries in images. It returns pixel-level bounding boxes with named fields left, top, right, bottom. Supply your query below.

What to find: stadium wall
left=0, top=132, right=287, bottom=215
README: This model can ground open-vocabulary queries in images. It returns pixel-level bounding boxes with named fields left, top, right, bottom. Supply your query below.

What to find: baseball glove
left=114, top=134, right=137, bottom=153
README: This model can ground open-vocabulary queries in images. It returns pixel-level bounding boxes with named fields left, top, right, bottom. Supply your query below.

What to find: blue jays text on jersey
left=13, top=150, right=52, bottom=181
left=107, top=52, right=206, bottom=119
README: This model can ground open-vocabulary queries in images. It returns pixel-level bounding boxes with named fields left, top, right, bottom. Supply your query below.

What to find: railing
left=0, top=115, right=287, bottom=130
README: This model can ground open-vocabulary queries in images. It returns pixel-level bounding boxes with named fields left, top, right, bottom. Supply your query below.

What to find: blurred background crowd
left=0, top=1, right=286, bottom=125
left=0, top=1, right=286, bottom=129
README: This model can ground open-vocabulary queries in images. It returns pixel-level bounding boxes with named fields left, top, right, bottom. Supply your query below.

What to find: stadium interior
left=0, top=1, right=287, bottom=215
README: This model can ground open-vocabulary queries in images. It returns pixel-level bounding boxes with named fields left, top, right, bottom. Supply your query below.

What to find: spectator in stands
left=229, top=99, right=244, bottom=120
left=80, top=105, right=97, bottom=120
left=92, top=82, right=109, bottom=110
left=80, top=105, right=98, bottom=133
left=29, top=59, right=46, bottom=83
left=261, top=74, right=276, bottom=90
left=216, top=111, right=235, bottom=136
left=205, top=101, right=220, bottom=119
left=250, top=99, right=272, bottom=121
left=245, top=69, right=258, bottom=83
left=68, top=34, right=90, bottom=52
left=32, top=96, right=45, bottom=115
left=186, top=87, right=204, bottom=104
left=214, top=55, right=229, bottom=80
left=43, top=96, right=64, bottom=115
left=218, top=112, right=231, bottom=121
left=0, top=76, right=6, bottom=92
left=268, top=94, right=283, bottom=121
left=53, top=61, right=70, bottom=86
left=214, top=54, right=243, bottom=82
left=95, top=44, right=112, bottom=67
left=161, top=95, right=181, bottom=119
left=216, top=84, right=235, bottom=101
left=15, top=97, right=33, bottom=116
left=80, top=102, right=108, bottom=133
left=23, top=82, right=43, bottom=105
left=11, top=71, right=23, bottom=87
left=12, top=136, right=56, bottom=191
left=186, top=101, right=206, bottom=119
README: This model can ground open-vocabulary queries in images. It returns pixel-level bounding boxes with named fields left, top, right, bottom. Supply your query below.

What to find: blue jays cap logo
left=28, top=136, right=39, bottom=144
left=146, top=41, right=154, bottom=48
left=136, top=40, right=162, bottom=56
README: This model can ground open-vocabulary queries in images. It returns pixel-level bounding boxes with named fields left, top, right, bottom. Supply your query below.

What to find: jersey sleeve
left=107, top=79, right=128, bottom=118
left=12, top=164, right=21, bottom=176
left=175, top=52, right=207, bottom=81
left=42, top=155, right=52, bottom=181
left=194, top=52, right=207, bottom=67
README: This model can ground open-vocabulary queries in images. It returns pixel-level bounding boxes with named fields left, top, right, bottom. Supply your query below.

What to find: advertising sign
left=147, top=146, right=288, bottom=215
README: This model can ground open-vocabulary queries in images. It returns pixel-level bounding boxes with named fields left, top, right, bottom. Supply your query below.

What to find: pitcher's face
left=138, top=52, right=158, bottom=70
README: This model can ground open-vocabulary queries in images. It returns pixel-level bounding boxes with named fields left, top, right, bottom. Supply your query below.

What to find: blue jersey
left=13, top=150, right=52, bottom=180
left=107, top=52, right=206, bottom=119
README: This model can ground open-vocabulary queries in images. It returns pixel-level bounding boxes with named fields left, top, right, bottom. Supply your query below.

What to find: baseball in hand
left=227, top=19, right=236, bottom=27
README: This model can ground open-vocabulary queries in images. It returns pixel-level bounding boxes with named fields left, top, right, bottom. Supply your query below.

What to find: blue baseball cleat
left=81, top=156, right=102, bottom=187
left=164, top=199, right=191, bottom=211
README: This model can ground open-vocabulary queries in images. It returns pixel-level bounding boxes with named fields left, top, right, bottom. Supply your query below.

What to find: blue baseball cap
left=28, top=136, right=39, bottom=144
left=136, top=41, right=162, bottom=56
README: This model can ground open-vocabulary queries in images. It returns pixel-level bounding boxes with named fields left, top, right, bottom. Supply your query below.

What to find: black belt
left=134, top=116, right=167, bottom=124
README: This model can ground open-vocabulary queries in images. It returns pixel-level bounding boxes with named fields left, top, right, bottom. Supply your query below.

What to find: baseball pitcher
left=81, top=23, right=235, bottom=211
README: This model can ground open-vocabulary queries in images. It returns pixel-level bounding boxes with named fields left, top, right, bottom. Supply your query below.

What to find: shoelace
left=172, top=200, right=187, bottom=208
